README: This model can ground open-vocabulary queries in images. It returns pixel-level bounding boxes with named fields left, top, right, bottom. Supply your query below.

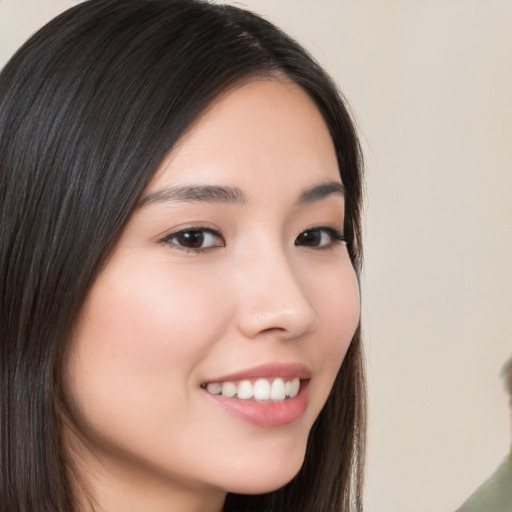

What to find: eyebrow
left=139, top=185, right=247, bottom=206
left=297, top=181, right=345, bottom=204
left=138, top=180, right=345, bottom=207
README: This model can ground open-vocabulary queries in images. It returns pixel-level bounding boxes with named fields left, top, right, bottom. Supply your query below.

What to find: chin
left=221, top=442, right=307, bottom=495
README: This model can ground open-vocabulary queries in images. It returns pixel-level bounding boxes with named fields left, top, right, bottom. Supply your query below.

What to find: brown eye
left=162, top=228, right=224, bottom=252
left=294, top=227, right=346, bottom=248
left=295, top=230, right=322, bottom=247
left=175, top=231, right=205, bottom=249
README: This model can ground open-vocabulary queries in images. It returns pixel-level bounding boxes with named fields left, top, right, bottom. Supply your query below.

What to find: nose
left=235, top=249, right=319, bottom=341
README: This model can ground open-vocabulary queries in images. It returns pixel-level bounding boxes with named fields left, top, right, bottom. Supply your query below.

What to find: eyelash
left=160, top=225, right=346, bottom=253
left=160, top=226, right=224, bottom=254
left=294, top=227, right=346, bottom=249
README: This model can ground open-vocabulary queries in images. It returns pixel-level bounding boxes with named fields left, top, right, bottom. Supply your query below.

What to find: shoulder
left=455, top=456, right=512, bottom=512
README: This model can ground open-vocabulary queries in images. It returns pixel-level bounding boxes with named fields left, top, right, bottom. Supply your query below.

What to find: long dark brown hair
left=0, top=1, right=365, bottom=511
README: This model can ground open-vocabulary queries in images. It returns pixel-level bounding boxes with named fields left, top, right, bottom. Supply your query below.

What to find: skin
left=62, top=78, right=361, bottom=512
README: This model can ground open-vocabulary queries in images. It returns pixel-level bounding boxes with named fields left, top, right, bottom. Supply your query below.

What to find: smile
left=202, top=377, right=301, bottom=402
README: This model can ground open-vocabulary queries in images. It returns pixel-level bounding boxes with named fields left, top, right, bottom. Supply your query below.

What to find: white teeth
left=237, top=380, right=253, bottom=400
left=206, top=382, right=222, bottom=395
left=204, top=377, right=302, bottom=401
left=270, top=378, right=286, bottom=400
left=289, top=378, right=300, bottom=398
left=221, top=382, right=237, bottom=398
left=253, top=379, right=271, bottom=400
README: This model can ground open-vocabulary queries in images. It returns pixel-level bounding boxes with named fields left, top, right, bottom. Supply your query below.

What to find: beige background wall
left=1, top=1, right=511, bottom=511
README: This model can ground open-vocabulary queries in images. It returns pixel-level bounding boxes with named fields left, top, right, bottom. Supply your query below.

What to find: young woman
left=0, top=1, right=365, bottom=511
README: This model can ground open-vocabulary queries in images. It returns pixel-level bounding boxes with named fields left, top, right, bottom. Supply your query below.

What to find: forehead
left=147, top=78, right=340, bottom=197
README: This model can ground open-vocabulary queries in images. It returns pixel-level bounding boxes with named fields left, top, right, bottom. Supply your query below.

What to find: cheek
left=310, top=253, right=360, bottom=335
left=304, top=258, right=360, bottom=407
left=75, top=260, right=224, bottom=358
left=63, top=260, right=229, bottom=433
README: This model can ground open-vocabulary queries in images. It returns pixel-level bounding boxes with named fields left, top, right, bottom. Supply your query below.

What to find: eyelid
left=159, top=224, right=225, bottom=253
left=295, top=225, right=346, bottom=249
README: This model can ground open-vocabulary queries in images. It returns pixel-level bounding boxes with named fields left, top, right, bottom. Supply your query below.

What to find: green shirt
left=456, top=455, right=512, bottom=512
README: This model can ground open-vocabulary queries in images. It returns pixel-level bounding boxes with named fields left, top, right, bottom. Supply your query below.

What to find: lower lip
left=203, top=381, right=309, bottom=427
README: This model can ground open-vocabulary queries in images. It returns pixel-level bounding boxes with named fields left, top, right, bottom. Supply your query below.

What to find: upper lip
left=203, top=362, right=312, bottom=384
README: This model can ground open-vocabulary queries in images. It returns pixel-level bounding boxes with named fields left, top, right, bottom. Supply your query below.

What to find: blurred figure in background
left=455, top=357, right=512, bottom=512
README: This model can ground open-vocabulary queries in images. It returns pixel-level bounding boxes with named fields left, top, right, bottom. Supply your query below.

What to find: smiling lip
left=202, top=363, right=311, bottom=427
left=204, top=362, right=312, bottom=383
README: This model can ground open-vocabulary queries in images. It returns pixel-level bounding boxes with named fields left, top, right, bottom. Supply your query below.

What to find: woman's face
left=63, top=79, right=360, bottom=511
